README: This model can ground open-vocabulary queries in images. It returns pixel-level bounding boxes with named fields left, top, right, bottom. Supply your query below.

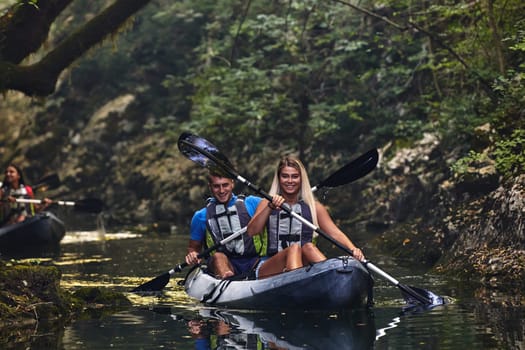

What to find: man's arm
left=188, top=239, right=202, bottom=254
left=186, top=239, right=203, bottom=265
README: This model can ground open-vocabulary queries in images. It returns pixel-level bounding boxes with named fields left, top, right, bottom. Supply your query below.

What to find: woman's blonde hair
left=269, top=156, right=318, bottom=226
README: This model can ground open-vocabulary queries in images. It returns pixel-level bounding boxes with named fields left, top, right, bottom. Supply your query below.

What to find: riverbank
left=364, top=137, right=525, bottom=301
left=0, top=259, right=131, bottom=347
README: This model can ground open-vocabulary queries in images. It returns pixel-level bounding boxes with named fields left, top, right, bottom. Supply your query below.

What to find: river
left=9, top=218, right=525, bottom=349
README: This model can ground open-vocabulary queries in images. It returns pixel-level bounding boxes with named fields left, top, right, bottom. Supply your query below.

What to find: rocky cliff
left=364, top=132, right=524, bottom=290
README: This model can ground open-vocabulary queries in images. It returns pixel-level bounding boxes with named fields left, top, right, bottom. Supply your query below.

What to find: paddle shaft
left=15, top=198, right=76, bottom=206
left=13, top=197, right=104, bottom=214
left=180, top=138, right=433, bottom=305
left=173, top=227, right=247, bottom=273
left=131, top=227, right=249, bottom=292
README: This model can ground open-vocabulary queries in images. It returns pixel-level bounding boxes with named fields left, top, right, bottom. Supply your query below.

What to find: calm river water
left=11, top=219, right=525, bottom=349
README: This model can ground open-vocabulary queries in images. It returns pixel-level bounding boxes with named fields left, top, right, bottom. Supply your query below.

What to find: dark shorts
left=230, top=256, right=260, bottom=275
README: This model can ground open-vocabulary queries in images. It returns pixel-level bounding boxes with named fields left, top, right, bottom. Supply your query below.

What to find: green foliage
left=493, top=129, right=525, bottom=177
left=492, top=70, right=525, bottom=130
left=451, top=129, right=525, bottom=179
left=166, top=0, right=525, bottom=172
left=450, top=150, right=491, bottom=176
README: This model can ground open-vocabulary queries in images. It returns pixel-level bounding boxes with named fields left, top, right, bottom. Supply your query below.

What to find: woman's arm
left=315, top=202, right=365, bottom=261
left=246, top=199, right=272, bottom=236
left=247, top=195, right=286, bottom=236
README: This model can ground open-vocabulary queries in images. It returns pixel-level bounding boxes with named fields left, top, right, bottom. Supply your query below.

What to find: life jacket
left=205, top=195, right=266, bottom=258
left=266, top=200, right=314, bottom=256
left=0, top=183, right=35, bottom=223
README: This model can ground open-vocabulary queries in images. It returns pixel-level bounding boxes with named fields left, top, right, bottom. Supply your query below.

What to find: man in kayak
left=185, top=171, right=265, bottom=279
left=247, top=156, right=365, bottom=279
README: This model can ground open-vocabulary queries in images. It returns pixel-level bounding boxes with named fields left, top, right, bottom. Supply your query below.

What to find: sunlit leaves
left=493, top=129, right=525, bottom=177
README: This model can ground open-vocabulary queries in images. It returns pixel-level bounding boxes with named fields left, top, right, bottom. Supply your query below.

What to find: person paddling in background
left=185, top=171, right=265, bottom=279
left=247, top=156, right=365, bottom=279
left=0, top=164, right=52, bottom=226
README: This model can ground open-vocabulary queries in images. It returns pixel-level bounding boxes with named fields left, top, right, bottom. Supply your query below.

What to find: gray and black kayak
left=182, top=256, right=374, bottom=311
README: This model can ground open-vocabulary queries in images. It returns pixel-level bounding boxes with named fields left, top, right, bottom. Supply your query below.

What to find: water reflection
left=64, top=306, right=378, bottom=350
left=190, top=308, right=377, bottom=349
left=61, top=308, right=196, bottom=349
left=64, top=300, right=523, bottom=349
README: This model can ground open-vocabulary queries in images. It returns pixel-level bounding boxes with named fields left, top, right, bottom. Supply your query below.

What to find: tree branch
left=333, top=0, right=500, bottom=101
left=0, top=0, right=73, bottom=63
left=0, top=0, right=152, bottom=96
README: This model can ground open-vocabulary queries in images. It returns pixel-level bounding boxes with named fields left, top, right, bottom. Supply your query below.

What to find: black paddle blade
left=33, top=173, right=61, bottom=193
left=74, top=198, right=104, bottom=213
left=177, top=132, right=237, bottom=178
left=399, top=283, right=446, bottom=307
left=315, top=149, right=378, bottom=189
left=131, top=272, right=171, bottom=293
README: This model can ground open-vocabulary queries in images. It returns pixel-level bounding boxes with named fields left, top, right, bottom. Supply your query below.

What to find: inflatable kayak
left=183, top=256, right=374, bottom=311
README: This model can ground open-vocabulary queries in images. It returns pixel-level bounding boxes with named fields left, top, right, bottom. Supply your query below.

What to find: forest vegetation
left=0, top=0, right=524, bottom=284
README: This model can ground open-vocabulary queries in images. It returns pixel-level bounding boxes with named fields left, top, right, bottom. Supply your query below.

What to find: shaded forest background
left=0, top=0, right=524, bottom=235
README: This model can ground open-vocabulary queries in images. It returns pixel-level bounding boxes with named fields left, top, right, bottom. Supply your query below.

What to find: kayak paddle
left=311, top=149, right=378, bottom=191
left=178, top=132, right=445, bottom=307
left=131, top=146, right=378, bottom=293
left=132, top=227, right=248, bottom=293
left=15, top=197, right=104, bottom=213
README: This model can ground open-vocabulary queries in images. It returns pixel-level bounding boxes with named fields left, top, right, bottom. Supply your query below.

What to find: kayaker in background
left=0, top=163, right=52, bottom=226
left=184, top=171, right=265, bottom=279
left=247, top=156, right=365, bottom=279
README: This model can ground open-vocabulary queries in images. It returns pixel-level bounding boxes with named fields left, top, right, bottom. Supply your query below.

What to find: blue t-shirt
left=190, top=194, right=261, bottom=242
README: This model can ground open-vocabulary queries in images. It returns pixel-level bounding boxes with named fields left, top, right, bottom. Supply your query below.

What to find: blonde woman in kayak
left=247, top=156, right=364, bottom=279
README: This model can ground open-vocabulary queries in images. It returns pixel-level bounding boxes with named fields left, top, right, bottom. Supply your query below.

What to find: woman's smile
left=279, top=166, right=301, bottom=195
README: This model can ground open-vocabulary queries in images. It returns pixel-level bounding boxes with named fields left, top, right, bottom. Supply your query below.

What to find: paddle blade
left=315, top=149, right=378, bottom=189
left=399, top=283, right=445, bottom=307
left=178, top=132, right=237, bottom=178
left=131, top=272, right=171, bottom=293
left=74, top=198, right=104, bottom=213
left=33, top=173, right=61, bottom=193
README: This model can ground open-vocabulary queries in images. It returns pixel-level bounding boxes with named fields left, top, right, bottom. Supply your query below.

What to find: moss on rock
left=0, top=259, right=132, bottom=345
left=0, top=260, right=79, bottom=327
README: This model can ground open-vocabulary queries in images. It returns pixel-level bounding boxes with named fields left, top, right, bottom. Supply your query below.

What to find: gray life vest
left=205, top=196, right=261, bottom=258
left=266, top=200, right=314, bottom=256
